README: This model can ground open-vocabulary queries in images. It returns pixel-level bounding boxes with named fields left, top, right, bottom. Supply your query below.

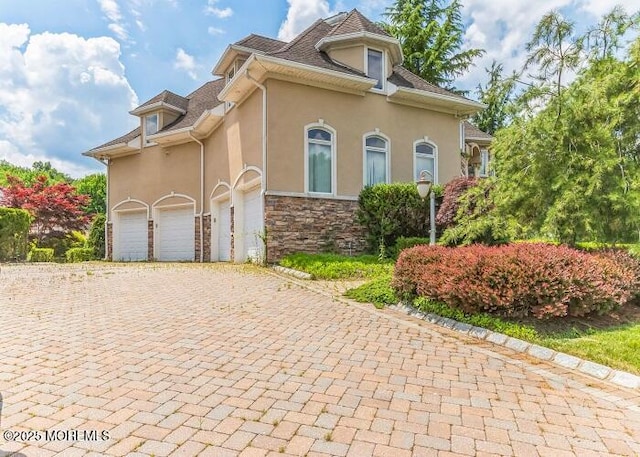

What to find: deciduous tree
left=0, top=175, right=90, bottom=245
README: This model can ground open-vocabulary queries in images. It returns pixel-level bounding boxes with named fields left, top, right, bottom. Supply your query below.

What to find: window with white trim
left=306, top=127, right=334, bottom=194
left=144, top=113, right=158, bottom=144
left=414, top=140, right=437, bottom=182
left=480, top=148, right=490, bottom=177
left=367, top=48, right=384, bottom=90
left=364, top=135, right=388, bottom=186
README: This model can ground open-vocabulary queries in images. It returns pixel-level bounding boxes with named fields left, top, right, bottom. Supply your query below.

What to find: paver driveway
left=1, top=263, right=639, bottom=457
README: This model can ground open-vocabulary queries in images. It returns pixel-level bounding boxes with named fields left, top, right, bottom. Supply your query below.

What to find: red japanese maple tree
left=0, top=175, right=90, bottom=244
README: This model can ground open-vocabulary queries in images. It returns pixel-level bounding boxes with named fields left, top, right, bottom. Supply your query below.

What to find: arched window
left=364, top=134, right=389, bottom=186
left=414, top=140, right=438, bottom=183
left=305, top=125, right=335, bottom=194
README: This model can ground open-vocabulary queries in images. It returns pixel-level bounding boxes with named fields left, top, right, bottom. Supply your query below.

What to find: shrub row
left=392, top=243, right=640, bottom=319
left=65, top=247, right=95, bottom=263
left=27, top=247, right=54, bottom=262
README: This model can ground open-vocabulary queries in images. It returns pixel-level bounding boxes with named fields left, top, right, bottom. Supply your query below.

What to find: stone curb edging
left=270, top=265, right=640, bottom=391
left=271, top=265, right=313, bottom=280
left=390, top=302, right=640, bottom=390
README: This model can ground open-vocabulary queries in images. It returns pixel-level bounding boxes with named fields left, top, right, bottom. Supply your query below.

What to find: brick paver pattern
left=0, top=263, right=639, bottom=456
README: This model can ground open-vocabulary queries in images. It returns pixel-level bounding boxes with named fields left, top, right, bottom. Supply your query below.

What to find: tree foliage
left=493, top=7, right=640, bottom=245
left=0, top=160, right=71, bottom=186
left=0, top=175, right=90, bottom=245
left=74, top=173, right=106, bottom=214
left=0, top=208, right=32, bottom=261
left=382, top=0, right=484, bottom=91
left=472, top=61, right=518, bottom=135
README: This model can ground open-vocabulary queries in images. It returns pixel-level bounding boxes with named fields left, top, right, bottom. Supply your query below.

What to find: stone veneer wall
left=106, top=222, right=113, bottom=261
left=148, top=220, right=154, bottom=261
left=203, top=215, right=211, bottom=262
left=264, top=195, right=367, bottom=263
left=194, top=216, right=201, bottom=262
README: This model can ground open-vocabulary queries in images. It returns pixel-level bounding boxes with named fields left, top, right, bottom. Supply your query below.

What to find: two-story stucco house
left=84, top=9, right=486, bottom=263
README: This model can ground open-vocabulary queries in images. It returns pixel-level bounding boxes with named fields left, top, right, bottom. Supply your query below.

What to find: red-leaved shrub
left=435, top=177, right=479, bottom=230
left=392, top=243, right=640, bottom=319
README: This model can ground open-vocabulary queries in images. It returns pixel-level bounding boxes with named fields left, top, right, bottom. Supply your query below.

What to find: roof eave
left=211, top=44, right=261, bottom=76
left=129, top=101, right=187, bottom=116
left=388, top=86, right=486, bottom=116
left=218, top=54, right=376, bottom=103
left=82, top=143, right=139, bottom=159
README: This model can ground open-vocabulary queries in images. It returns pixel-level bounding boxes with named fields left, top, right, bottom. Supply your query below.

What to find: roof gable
left=327, top=9, right=390, bottom=38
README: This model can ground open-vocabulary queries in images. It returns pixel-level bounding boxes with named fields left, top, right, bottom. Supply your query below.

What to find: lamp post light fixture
left=417, top=170, right=436, bottom=245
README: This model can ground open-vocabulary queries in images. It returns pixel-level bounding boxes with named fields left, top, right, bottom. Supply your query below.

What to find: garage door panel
left=243, top=189, right=263, bottom=262
left=218, top=200, right=231, bottom=261
left=157, top=206, right=194, bottom=261
left=116, top=211, right=148, bottom=261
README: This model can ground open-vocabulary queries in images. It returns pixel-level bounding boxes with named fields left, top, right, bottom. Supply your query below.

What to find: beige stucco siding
left=329, top=45, right=365, bottom=73
left=109, top=142, right=200, bottom=214
left=266, top=79, right=461, bottom=197
left=203, top=90, right=263, bottom=213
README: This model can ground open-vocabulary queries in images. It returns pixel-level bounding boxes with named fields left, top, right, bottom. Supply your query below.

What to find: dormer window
left=367, top=48, right=384, bottom=90
left=145, top=113, right=158, bottom=143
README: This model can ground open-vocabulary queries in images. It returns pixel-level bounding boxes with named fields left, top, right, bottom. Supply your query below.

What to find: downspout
left=189, top=131, right=205, bottom=263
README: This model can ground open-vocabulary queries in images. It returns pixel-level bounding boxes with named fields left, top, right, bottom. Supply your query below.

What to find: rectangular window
left=145, top=113, right=158, bottom=142
left=480, top=149, right=489, bottom=177
left=367, top=49, right=383, bottom=90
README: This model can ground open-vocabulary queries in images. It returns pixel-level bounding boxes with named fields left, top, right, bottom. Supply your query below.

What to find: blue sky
left=0, top=0, right=637, bottom=177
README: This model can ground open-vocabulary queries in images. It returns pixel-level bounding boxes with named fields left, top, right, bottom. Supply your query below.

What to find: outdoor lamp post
left=417, top=170, right=436, bottom=245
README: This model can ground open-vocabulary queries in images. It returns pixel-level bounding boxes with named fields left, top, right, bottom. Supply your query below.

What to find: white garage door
left=157, top=206, right=195, bottom=261
left=115, top=211, right=148, bottom=261
left=243, top=188, right=263, bottom=262
left=218, top=200, right=231, bottom=261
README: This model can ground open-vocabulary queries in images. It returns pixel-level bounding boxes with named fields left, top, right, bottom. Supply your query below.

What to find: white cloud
left=579, top=0, right=639, bottom=18
left=208, top=26, right=225, bottom=36
left=0, top=24, right=138, bottom=177
left=278, top=0, right=334, bottom=41
left=174, top=48, right=198, bottom=79
left=97, top=0, right=129, bottom=41
left=204, top=0, right=233, bottom=19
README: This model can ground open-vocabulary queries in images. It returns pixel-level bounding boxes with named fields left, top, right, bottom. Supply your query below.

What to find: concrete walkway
left=0, top=263, right=638, bottom=456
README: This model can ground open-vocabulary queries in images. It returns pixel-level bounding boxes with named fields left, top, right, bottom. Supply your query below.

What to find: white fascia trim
left=390, top=86, right=486, bottom=112
left=265, top=190, right=358, bottom=201
left=82, top=141, right=138, bottom=158
left=130, top=101, right=187, bottom=116
left=148, top=126, right=193, bottom=140
left=258, top=54, right=376, bottom=86
left=212, top=44, right=264, bottom=76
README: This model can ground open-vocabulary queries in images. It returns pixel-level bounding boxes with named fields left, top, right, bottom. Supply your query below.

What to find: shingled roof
left=464, top=121, right=493, bottom=141
left=89, top=9, right=482, bottom=154
left=88, top=127, right=140, bottom=152
left=326, top=9, right=390, bottom=37
left=235, top=34, right=286, bottom=53
left=133, top=90, right=189, bottom=113
left=163, top=79, right=226, bottom=132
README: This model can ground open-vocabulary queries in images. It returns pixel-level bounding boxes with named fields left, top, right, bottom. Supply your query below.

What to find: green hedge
left=65, top=247, right=95, bottom=263
left=0, top=207, right=31, bottom=261
left=28, top=247, right=54, bottom=262
left=392, top=236, right=432, bottom=258
left=88, top=213, right=106, bottom=259
left=357, top=183, right=432, bottom=254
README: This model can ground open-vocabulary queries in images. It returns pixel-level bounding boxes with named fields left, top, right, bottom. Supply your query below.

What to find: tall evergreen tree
left=383, top=0, right=484, bottom=91
left=472, top=61, right=518, bottom=135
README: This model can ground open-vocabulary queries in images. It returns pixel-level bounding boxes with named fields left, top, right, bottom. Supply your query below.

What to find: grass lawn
left=279, top=252, right=640, bottom=375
